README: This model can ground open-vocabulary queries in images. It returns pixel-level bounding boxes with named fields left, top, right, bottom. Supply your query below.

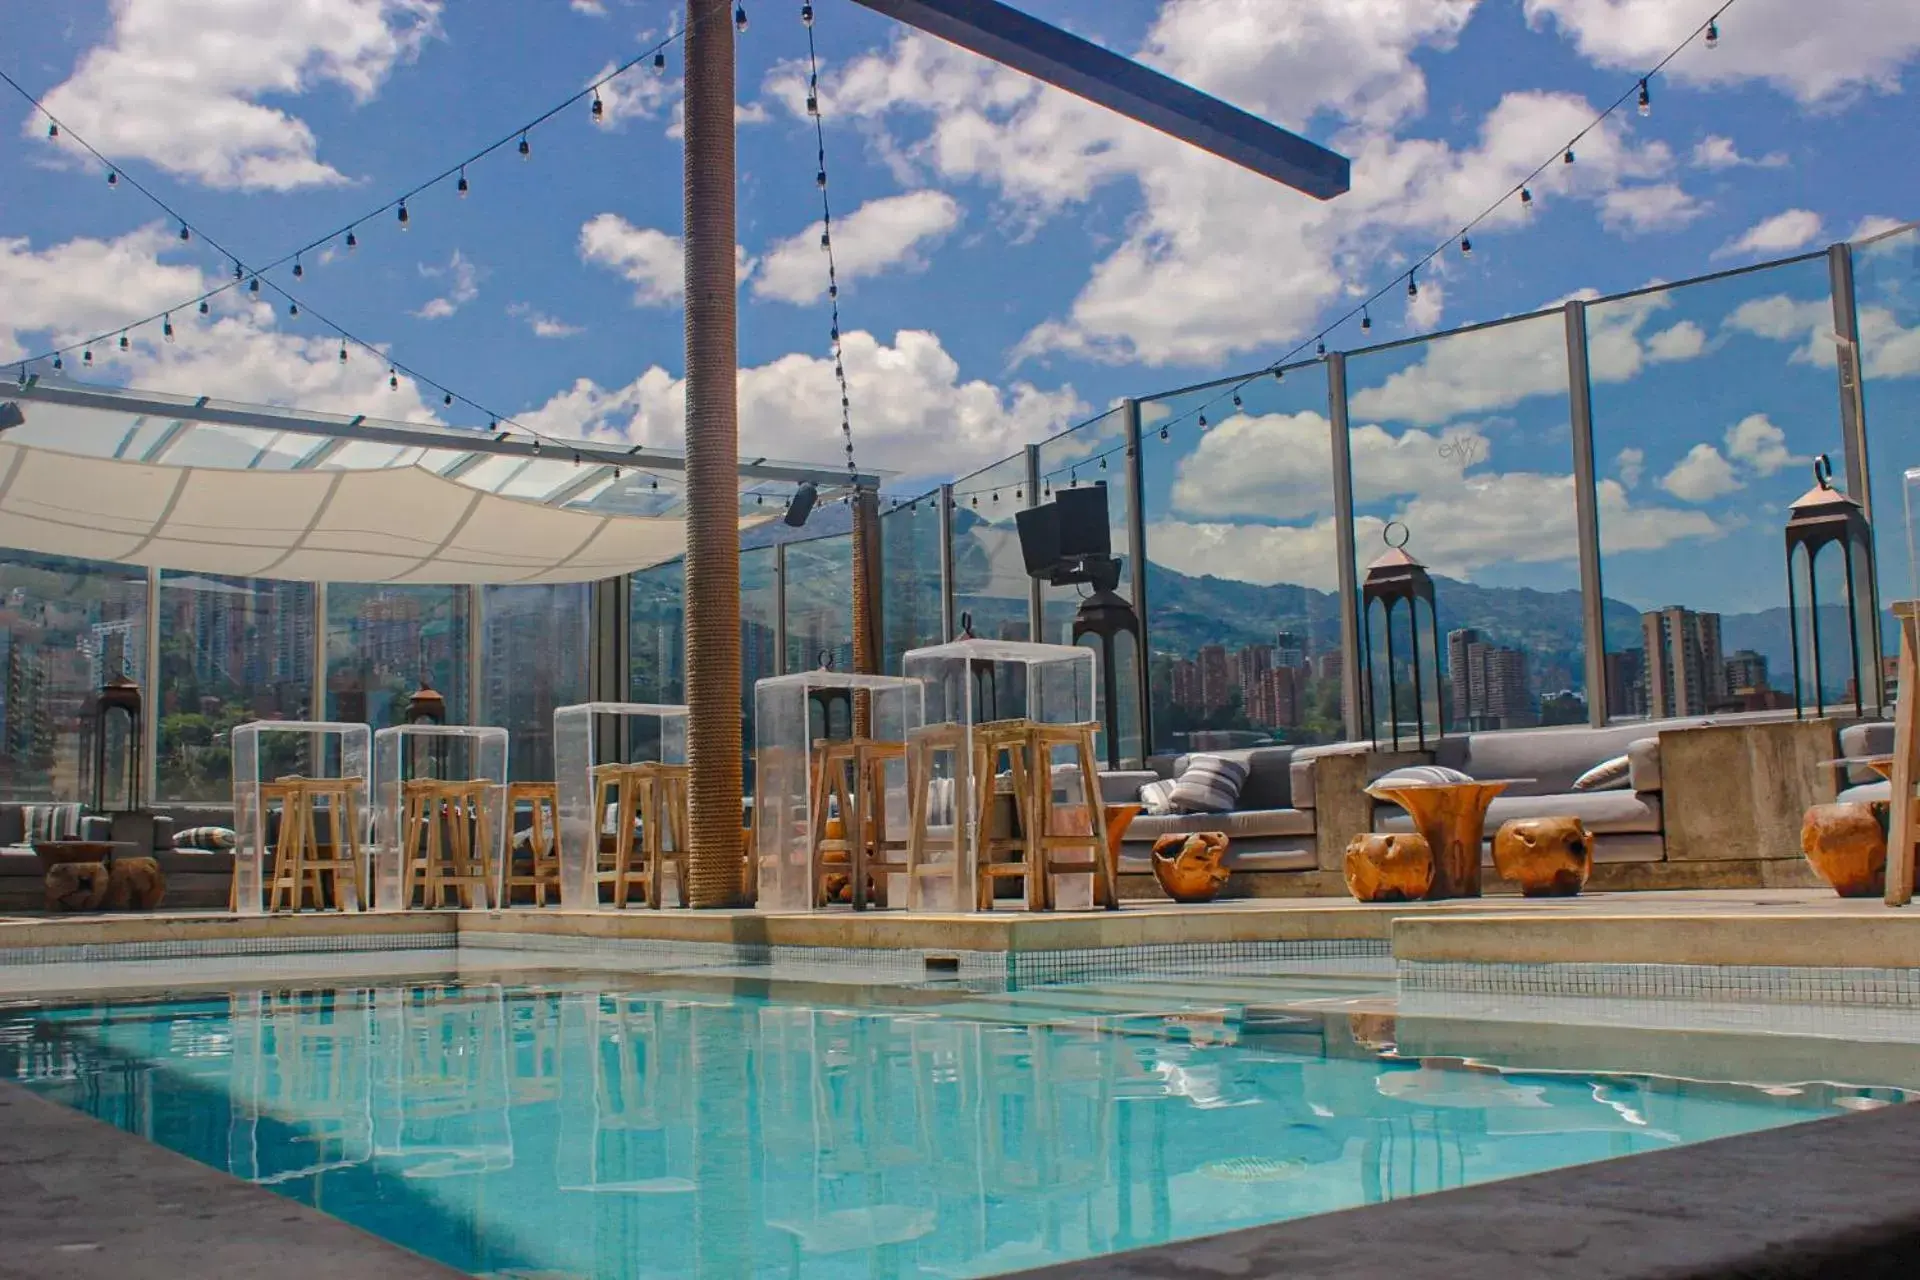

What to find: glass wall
left=1588, top=256, right=1845, bottom=718
left=0, top=552, right=147, bottom=802
left=1035, top=407, right=1140, bottom=765
left=631, top=560, right=684, bottom=703
left=949, top=454, right=1032, bottom=642
left=1136, top=366, right=1346, bottom=754
left=156, top=573, right=314, bottom=801
left=784, top=532, right=853, bottom=673
left=1855, top=223, right=1919, bottom=675
left=325, top=585, right=471, bottom=726
left=881, top=495, right=944, bottom=672
left=1346, top=311, right=1585, bottom=739
left=480, top=584, right=589, bottom=782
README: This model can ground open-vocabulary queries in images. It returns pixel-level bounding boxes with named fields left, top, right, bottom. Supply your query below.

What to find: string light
left=519, top=132, right=532, bottom=159
left=1637, top=78, right=1651, bottom=116
left=1705, top=18, right=1719, bottom=47
left=1563, top=147, right=1575, bottom=165
left=1460, top=235, right=1472, bottom=256
left=801, top=3, right=813, bottom=24
left=591, top=91, right=604, bottom=124
left=1361, top=307, right=1372, bottom=333
left=653, top=51, right=666, bottom=73
left=178, top=222, right=190, bottom=242
left=804, top=3, right=858, bottom=478
left=346, top=229, right=358, bottom=251
left=457, top=167, right=469, bottom=196
left=397, top=199, right=409, bottom=229
left=106, top=169, right=117, bottom=187
left=162, top=315, right=174, bottom=343
left=1407, top=269, right=1418, bottom=300
left=1520, top=186, right=1534, bottom=212
left=292, top=255, right=303, bottom=279
left=735, top=4, right=748, bottom=32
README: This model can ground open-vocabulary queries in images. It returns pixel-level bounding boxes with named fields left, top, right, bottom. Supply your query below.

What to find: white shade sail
left=0, top=379, right=880, bottom=584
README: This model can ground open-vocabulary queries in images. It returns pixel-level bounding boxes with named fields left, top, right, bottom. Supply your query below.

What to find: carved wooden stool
left=265, top=778, right=365, bottom=912
left=1150, top=832, right=1230, bottom=903
left=904, top=722, right=971, bottom=910
left=403, top=780, right=497, bottom=909
left=505, top=782, right=561, bottom=906
left=1025, top=721, right=1117, bottom=911
left=1343, top=832, right=1434, bottom=902
left=809, top=737, right=909, bottom=909
left=1492, top=816, right=1594, bottom=897
left=1801, top=800, right=1888, bottom=898
left=593, top=762, right=688, bottom=908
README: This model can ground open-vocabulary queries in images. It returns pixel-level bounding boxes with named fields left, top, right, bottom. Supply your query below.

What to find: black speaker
left=1015, top=483, right=1110, bottom=578
left=783, top=480, right=818, bottom=528
left=1014, top=502, right=1060, bottom=577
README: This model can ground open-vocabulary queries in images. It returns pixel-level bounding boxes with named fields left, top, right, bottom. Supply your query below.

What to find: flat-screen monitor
left=1015, top=484, right=1110, bottom=578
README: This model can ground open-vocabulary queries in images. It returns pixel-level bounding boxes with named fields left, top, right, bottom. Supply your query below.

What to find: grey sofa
left=0, top=803, right=237, bottom=908
left=1101, top=747, right=1320, bottom=877
left=1836, top=721, right=1894, bottom=804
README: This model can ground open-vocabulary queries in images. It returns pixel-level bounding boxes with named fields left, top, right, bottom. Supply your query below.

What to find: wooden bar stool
left=1026, top=721, right=1118, bottom=911
left=407, top=780, right=496, bottom=910
left=594, top=762, right=688, bottom=908
left=904, top=723, right=971, bottom=910
left=505, top=783, right=561, bottom=906
left=266, top=778, right=365, bottom=912
left=809, top=738, right=909, bottom=909
left=970, top=719, right=1043, bottom=912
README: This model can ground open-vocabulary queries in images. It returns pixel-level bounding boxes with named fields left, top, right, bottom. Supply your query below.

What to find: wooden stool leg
left=904, top=743, right=926, bottom=911
left=613, top=775, right=638, bottom=909
left=1079, top=728, right=1117, bottom=911
left=972, top=739, right=996, bottom=912
left=863, top=748, right=888, bottom=909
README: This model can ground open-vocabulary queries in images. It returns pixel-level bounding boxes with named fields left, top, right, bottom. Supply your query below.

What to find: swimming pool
left=0, top=973, right=1903, bottom=1278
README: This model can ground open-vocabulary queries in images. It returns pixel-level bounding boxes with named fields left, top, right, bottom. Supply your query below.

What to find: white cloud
left=571, top=0, right=606, bottom=13
left=27, top=0, right=439, bottom=190
left=1851, top=215, right=1911, bottom=241
left=412, top=249, right=478, bottom=320
left=578, top=214, right=755, bottom=305
left=590, top=60, right=677, bottom=126
left=784, top=3, right=1688, bottom=369
left=1660, top=443, right=1742, bottom=502
left=519, top=329, right=1087, bottom=483
left=753, top=192, right=962, bottom=305
left=0, top=225, right=207, bottom=363
left=1725, top=291, right=1920, bottom=380
left=1644, top=320, right=1706, bottom=362
left=1600, top=183, right=1707, bottom=233
left=1689, top=135, right=1788, bottom=170
left=1724, top=413, right=1800, bottom=476
left=506, top=303, right=583, bottom=339
left=1615, top=446, right=1645, bottom=488
left=1714, top=208, right=1824, bottom=258
left=1524, top=0, right=1920, bottom=103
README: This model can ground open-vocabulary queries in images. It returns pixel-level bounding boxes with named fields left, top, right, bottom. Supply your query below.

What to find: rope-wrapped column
left=682, top=0, right=743, bottom=907
left=850, top=488, right=882, bottom=738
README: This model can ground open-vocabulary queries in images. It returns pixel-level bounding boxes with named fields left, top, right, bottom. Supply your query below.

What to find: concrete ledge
left=1393, top=912, right=1920, bottom=969
left=0, top=911, right=455, bottom=950
left=1015, top=1104, right=1920, bottom=1279
left=0, top=1081, right=462, bottom=1280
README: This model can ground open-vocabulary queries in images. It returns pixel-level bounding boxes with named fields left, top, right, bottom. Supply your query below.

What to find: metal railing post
left=1123, top=398, right=1151, bottom=760
left=1565, top=300, right=1608, bottom=727
left=1326, top=354, right=1363, bottom=741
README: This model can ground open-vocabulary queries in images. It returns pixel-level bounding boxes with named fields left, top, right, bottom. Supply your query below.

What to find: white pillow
left=1138, top=779, right=1177, bottom=815
left=1372, top=765, right=1473, bottom=788
left=1166, top=755, right=1249, bottom=814
left=1572, top=754, right=1632, bottom=791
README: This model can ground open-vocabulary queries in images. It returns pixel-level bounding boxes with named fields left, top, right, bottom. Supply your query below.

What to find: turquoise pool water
left=0, top=976, right=1899, bottom=1278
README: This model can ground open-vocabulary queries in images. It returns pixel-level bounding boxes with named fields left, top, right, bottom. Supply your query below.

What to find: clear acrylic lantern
left=372, top=724, right=509, bottom=911
left=900, top=638, right=1097, bottom=909
left=230, top=720, right=371, bottom=917
left=753, top=671, right=923, bottom=911
left=552, top=702, right=688, bottom=911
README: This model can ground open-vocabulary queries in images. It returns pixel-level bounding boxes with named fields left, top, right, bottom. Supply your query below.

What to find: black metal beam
left=846, top=0, right=1350, bottom=199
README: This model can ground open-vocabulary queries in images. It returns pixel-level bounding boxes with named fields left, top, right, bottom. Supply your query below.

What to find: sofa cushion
left=1378, top=789, right=1662, bottom=837
left=1138, top=779, right=1176, bottom=815
left=1838, top=723, right=1894, bottom=786
left=1119, top=843, right=1316, bottom=874
left=1288, top=759, right=1317, bottom=810
left=174, top=825, right=236, bottom=851
left=1099, top=770, right=1162, bottom=806
left=1433, top=719, right=1714, bottom=797
left=1627, top=737, right=1661, bottom=793
left=1572, top=755, right=1631, bottom=791
left=1166, top=755, right=1248, bottom=813
left=1123, top=807, right=1315, bottom=843
left=1839, top=780, right=1890, bottom=804
left=24, top=803, right=84, bottom=843
left=1172, top=747, right=1296, bottom=810
left=0, top=807, right=22, bottom=847
left=0, top=849, right=40, bottom=879
left=154, top=848, right=234, bottom=875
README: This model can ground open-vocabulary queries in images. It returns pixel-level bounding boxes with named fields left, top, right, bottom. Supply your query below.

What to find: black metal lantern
left=1070, top=568, right=1140, bottom=769
left=90, top=675, right=143, bottom=814
left=807, top=651, right=855, bottom=742
left=1785, top=454, right=1873, bottom=718
left=1361, top=523, right=1444, bottom=750
left=956, top=611, right=1002, bottom=723
left=404, top=679, right=449, bottom=778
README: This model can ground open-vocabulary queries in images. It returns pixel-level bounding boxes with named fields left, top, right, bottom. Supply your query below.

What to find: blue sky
left=1, top=0, right=1917, bottom=614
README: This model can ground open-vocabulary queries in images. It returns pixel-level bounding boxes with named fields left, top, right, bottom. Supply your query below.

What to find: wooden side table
left=1364, top=778, right=1522, bottom=899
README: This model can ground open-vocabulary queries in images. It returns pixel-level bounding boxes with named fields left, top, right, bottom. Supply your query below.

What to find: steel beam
left=848, top=0, right=1349, bottom=199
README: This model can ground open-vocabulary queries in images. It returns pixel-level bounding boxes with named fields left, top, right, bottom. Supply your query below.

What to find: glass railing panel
left=881, top=493, right=944, bottom=672
left=949, top=454, right=1031, bottom=643
left=630, top=560, right=685, bottom=704
left=325, top=584, right=472, bottom=726
left=480, top=583, right=589, bottom=782
left=784, top=532, right=854, bottom=674
left=1854, top=221, right=1919, bottom=678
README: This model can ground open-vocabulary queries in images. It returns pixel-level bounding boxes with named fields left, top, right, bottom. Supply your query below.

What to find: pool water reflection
left=0, top=980, right=1896, bottom=1278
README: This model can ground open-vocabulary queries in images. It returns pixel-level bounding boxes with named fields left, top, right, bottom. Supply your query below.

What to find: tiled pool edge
left=1399, top=958, right=1920, bottom=1006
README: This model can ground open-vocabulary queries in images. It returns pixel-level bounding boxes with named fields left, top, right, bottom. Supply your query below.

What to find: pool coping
left=0, top=1080, right=463, bottom=1280
left=1012, top=1102, right=1920, bottom=1279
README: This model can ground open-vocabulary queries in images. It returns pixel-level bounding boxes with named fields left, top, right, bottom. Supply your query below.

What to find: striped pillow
left=1572, top=754, right=1631, bottom=791
left=1138, top=779, right=1178, bottom=816
left=174, top=825, right=236, bottom=851
left=24, top=803, right=83, bottom=843
left=1166, top=756, right=1249, bottom=814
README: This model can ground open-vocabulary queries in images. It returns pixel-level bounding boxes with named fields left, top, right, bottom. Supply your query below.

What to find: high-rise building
left=1233, top=644, right=1273, bottom=704
left=1447, top=628, right=1481, bottom=725
left=1274, top=631, right=1306, bottom=670
left=1642, top=606, right=1724, bottom=717
left=1245, top=666, right=1300, bottom=728
left=1604, top=648, right=1648, bottom=718
left=1446, top=628, right=1533, bottom=728
left=1724, top=648, right=1770, bottom=694
left=1197, top=644, right=1230, bottom=713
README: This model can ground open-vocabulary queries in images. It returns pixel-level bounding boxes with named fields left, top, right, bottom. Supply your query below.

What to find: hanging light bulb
left=388, top=368, right=399, bottom=390
left=1460, top=235, right=1473, bottom=256
left=591, top=90, right=605, bottom=123
left=1520, top=186, right=1534, bottom=212
left=397, top=199, right=409, bottom=230
left=1196, top=414, right=1208, bottom=430
left=1232, top=393, right=1243, bottom=409
left=178, top=223, right=191, bottom=242
left=199, top=300, right=210, bottom=316
left=1099, top=456, right=1108, bottom=471
left=1407, top=269, right=1419, bottom=300
left=816, top=167, right=827, bottom=189
left=339, top=343, right=348, bottom=364
left=233, top=262, right=244, bottom=281
left=1637, top=78, right=1651, bottom=116
left=1317, top=339, right=1327, bottom=356
left=653, top=51, right=666, bottom=73
left=1705, top=18, right=1719, bottom=48
left=801, top=3, right=813, bottom=25
left=346, top=229, right=358, bottom=251
left=292, top=255, right=304, bottom=279
left=83, top=349, right=93, bottom=367
left=532, top=438, right=541, bottom=455
left=1272, top=366, right=1284, bottom=382
left=820, top=230, right=831, bottom=250
left=106, top=169, right=118, bottom=187
left=118, top=332, right=129, bottom=351
left=991, top=491, right=999, bottom=503
left=519, top=132, right=532, bottom=159
left=288, top=302, right=298, bottom=317
left=248, top=277, right=260, bottom=294
left=735, top=4, right=748, bottom=32
left=46, top=122, right=57, bottom=139
left=457, top=167, right=469, bottom=197
left=443, top=392, right=453, bottom=406
left=162, top=315, right=174, bottom=343
left=1361, top=307, right=1372, bottom=333
left=1563, top=147, right=1576, bottom=165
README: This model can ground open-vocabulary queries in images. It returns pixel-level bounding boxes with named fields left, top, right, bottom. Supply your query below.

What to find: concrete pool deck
left=1, top=888, right=1916, bottom=967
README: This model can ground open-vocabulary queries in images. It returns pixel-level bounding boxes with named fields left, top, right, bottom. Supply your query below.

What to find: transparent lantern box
left=371, top=724, right=509, bottom=912
left=553, top=702, right=689, bottom=911
left=1906, top=466, right=1920, bottom=604
left=899, top=639, right=1101, bottom=912
left=369, top=987, right=513, bottom=1175
left=229, top=720, right=372, bottom=917
left=753, top=671, right=924, bottom=912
